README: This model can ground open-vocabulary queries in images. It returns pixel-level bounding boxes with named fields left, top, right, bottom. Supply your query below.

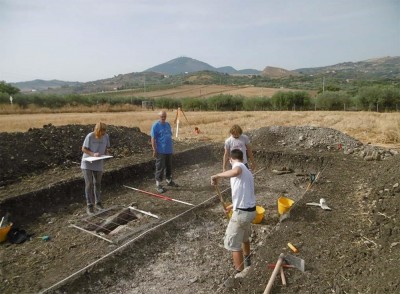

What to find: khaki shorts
left=224, top=210, right=256, bottom=251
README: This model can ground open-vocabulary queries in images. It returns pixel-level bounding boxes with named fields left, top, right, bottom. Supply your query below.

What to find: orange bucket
left=0, top=223, right=12, bottom=243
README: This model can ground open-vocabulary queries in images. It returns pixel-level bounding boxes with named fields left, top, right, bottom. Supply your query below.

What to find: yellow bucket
left=253, top=206, right=265, bottom=224
left=0, top=223, right=12, bottom=243
left=227, top=205, right=265, bottom=224
left=277, top=196, right=294, bottom=215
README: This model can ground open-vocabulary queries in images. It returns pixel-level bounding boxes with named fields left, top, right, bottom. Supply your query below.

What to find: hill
left=145, top=57, right=215, bottom=74
left=145, top=56, right=261, bottom=75
left=262, top=66, right=301, bottom=78
left=10, top=56, right=399, bottom=94
left=11, top=79, right=81, bottom=92
left=294, top=56, right=400, bottom=79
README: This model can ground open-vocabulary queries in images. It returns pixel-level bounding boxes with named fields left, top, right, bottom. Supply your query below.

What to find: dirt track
left=0, top=125, right=399, bottom=294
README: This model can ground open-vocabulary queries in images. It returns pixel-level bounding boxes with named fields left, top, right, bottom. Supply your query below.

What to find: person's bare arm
left=223, top=148, right=230, bottom=171
left=151, top=137, right=157, bottom=158
left=224, top=202, right=233, bottom=214
left=82, top=146, right=98, bottom=157
left=211, top=166, right=242, bottom=185
left=246, top=143, right=256, bottom=171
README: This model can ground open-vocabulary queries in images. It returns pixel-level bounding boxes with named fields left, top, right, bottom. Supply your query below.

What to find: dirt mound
left=250, top=126, right=363, bottom=149
left=249, top=125, right=398, bottom=161
left=0, top=124, right=151, bottom=186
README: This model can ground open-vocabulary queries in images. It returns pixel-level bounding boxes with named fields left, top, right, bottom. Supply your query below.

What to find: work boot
left=166, top=180, right=179, bottom=187
left=86, top=204, right=95, bottom=215
left=244, top=256, right=251, bottom=267
left=95, top=202, right=104, bottom=210
left=156, top=185, right=165, bottom=193
left=234, top=266, right=251, bottom=279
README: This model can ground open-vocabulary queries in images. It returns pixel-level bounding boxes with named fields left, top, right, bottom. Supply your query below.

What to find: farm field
left=87, top=85, right=317, bottom=99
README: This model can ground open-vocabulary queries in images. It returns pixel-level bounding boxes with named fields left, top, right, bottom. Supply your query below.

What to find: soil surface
left=0, top=124, right=399, bottom=294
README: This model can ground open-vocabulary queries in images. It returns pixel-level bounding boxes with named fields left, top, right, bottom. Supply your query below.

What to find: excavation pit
left=69, top=205, right=163, bottom=244
left=1, top=125, right=398, bottom=294
left=1, top=146, right=322, bottom=293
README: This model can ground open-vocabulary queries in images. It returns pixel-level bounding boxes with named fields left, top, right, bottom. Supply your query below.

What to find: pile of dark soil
left=0, top=124, right=151, bottom=186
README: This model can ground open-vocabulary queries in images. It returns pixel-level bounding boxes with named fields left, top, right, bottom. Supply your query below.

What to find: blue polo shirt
left=151, top=121, right=173, bottom=154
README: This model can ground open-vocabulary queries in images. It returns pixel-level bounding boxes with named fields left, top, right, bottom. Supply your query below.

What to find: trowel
left=306, top=198, right=332, bottom=210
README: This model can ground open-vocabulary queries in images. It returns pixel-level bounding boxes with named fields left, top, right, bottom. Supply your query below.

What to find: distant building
left=142, top=101, right=154, bottom=110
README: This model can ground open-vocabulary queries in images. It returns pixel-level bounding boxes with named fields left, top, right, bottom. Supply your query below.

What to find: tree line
left=1, top=83, right=399, bottom=112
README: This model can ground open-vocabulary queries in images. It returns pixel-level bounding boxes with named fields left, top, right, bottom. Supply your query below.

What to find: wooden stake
left=280, top=266, right=287, bottom=286
left=215, top=185, right=227, bottom=210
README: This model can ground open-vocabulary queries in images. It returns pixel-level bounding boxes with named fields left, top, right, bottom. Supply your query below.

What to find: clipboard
left=83, top=155, right=113, bottom=163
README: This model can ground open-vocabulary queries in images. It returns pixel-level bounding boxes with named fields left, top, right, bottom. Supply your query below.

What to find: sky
left=0, top=0, right=399, bottom=83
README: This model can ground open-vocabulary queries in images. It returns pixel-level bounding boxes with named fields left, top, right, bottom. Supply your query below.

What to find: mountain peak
left=145, top=56, right=260, bottom=75
left=145, top=57, right=215, bottom=74
left=262, top=66, right=300, bottom=78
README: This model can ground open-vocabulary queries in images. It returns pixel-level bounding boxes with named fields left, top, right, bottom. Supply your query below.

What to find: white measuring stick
left=170, top=198, right=195, bottom=206
left=128, top=206, right=159, bottom=219
left=69, top=224, right=114, bottom=243
left=253, top=166, right=266, bottom=175
left=123, top=185, right=195, bottom=206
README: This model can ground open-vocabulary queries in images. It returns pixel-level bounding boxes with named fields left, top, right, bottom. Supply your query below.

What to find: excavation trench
left=1, top=145, right=326, bottom=294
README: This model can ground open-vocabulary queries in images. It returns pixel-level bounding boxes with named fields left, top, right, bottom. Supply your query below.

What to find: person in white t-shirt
left=211, top=149, right=256, bottom=279
left=223, top=124, right=256, bottom=172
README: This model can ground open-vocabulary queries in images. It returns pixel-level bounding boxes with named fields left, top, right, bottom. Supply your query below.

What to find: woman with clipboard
left=80, top=122, right=110, bottom=215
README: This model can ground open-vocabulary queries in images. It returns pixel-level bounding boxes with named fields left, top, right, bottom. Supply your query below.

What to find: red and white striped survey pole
left=123, top=185, right=194, bottom=206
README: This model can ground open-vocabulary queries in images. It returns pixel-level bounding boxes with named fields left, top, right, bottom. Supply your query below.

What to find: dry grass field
left=138, top=85, right=317, bottom=98
left=86, top=85, right=317, bottom=99
left=0, top=110, right=399, bottom=148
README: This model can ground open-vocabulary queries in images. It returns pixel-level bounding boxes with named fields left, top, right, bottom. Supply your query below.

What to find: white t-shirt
left=230, top=162, right=256, bottom=211
left=224, top=135, right=250, bottom=165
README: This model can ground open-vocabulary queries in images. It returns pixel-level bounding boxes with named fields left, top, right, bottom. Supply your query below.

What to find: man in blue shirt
left=151, top=110, right=178, bottom=193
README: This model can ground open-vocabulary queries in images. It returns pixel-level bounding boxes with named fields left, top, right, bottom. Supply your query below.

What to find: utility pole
left=322, top=77, right=325, bottom=93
